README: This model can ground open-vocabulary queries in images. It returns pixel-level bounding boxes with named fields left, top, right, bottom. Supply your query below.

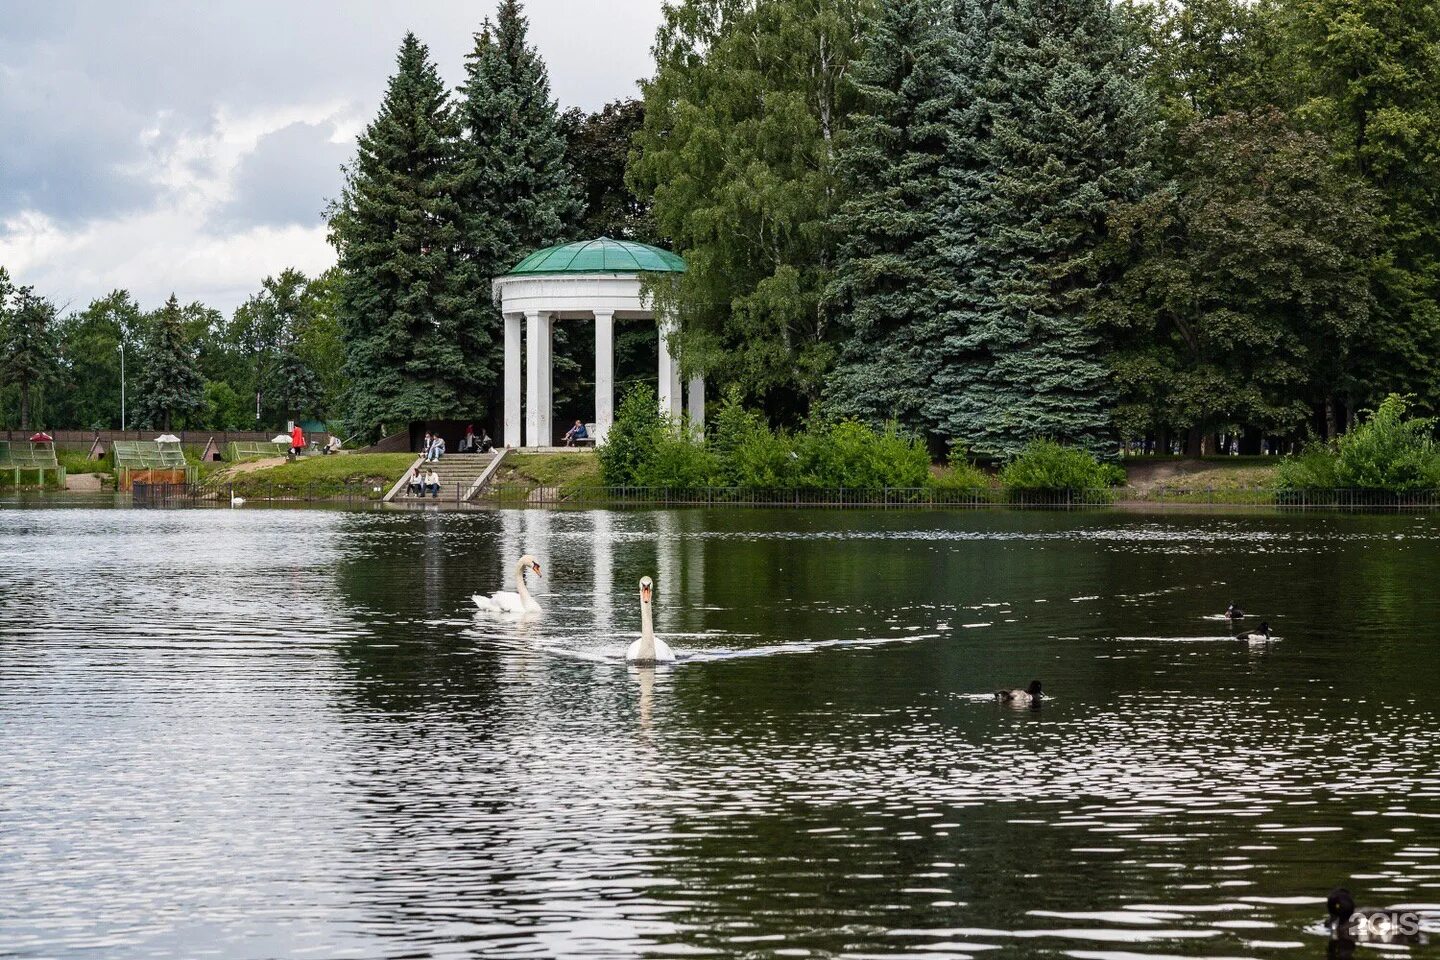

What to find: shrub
left=1000, top=439, right=1125, bottom=493
left=599, top=384, right=668, bottom=486
left=794, top=418, right=931, bottom=489
left=634, top=431, right=717, bottom=488
left=932, top=444, right=991, bottom=492
left=1275, top=394, right=1440, bottom=492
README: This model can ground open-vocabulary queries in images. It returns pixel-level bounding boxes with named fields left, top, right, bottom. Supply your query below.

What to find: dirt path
left=213, top=456, right=289, bottom=480
left=64, top=473, right=103, bottom=492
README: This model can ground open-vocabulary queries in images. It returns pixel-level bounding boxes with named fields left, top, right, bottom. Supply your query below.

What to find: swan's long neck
left=638, top=597, right=655, bottom=659
left=514, top=561, right=531, bottom=604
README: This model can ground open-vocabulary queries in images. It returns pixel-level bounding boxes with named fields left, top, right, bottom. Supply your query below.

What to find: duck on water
left=996, top=680, right=1043, bottom=706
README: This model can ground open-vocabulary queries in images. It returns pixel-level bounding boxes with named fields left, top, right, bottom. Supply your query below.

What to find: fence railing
left=482, top=484, right=1122, bottom=508
left=123, top=480, right=1440, bottom=511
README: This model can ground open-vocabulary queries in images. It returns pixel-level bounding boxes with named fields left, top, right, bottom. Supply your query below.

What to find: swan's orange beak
left=532, top=562, right=542, bottom=578
left=641, top=584, right=651, bottom=603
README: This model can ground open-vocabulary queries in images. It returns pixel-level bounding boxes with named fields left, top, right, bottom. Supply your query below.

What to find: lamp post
left=118, top=337, right=126, bottom=431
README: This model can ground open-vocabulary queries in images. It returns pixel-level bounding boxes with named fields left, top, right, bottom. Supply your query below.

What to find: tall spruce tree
left=824, top=0, right=963, bottom=437
left=329, top=33, right=468, bottom=438
left=0, top=269, right=62, bottom=431
left=935, top=0, right=1158, bottom=459
left=454, top=0, right=580, bottom=419
left=134, top=295, right=204, bottom=431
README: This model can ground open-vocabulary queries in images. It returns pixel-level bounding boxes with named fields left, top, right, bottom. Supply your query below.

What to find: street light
left=118, top=337, right=126, bottom=431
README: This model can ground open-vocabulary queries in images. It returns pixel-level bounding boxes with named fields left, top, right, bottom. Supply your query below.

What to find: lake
left=2, top=506, right=1438, bottom=958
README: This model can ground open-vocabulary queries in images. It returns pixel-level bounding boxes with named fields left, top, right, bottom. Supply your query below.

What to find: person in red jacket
left=290, top=424, right=305, bottom=459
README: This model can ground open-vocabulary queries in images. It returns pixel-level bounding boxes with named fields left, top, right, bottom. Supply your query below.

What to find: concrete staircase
left=386, top=453, right=500, bottom=503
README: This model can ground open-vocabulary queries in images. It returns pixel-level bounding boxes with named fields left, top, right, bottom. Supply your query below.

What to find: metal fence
left=482, top=484, right=1123, bottom=508
left=125, top=480, right=1440, bottom=511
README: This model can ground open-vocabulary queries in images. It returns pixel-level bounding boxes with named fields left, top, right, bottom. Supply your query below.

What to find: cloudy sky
left=0, top=0, right=665, bottom=315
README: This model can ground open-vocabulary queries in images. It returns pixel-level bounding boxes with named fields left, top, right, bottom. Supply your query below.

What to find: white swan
left=626, top=576, right=676, bottom=663
left=473, top=554, right=542, bottom=614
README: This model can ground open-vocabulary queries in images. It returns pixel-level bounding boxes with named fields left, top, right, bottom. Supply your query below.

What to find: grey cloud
left=218, top=121, right=350, bottom=229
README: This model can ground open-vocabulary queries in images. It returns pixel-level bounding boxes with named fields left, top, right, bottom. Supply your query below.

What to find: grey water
left=3, top=506, right=1439, bottom=959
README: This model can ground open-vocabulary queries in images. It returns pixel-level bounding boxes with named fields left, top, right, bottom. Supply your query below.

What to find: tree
left=1097, top=109, right=1377, bottom=452
left=53, top=290, right=143, bottom=430
left=630, top=0, right=870, bottom=422
left=0, top=269, right=62, bottom=430
left=824, top=0, right=963, bottom=439
left=559, top=99, right=655, bottom=242
left=134, top=294, right=205, bottom=431
left=328, top=33, right=469, bottom=438
left=1284, top=0, right=1440, bottom=415
left=454, top=0, right=581, bottom=426
left=934, top=0, right=1160, bottom=458
left=227, top=268, right=336, bottom=426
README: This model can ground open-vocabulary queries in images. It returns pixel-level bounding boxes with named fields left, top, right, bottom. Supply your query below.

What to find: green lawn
left=217, top=453, right=417, bottom=498
left=499, top=451, right=602, bottom=492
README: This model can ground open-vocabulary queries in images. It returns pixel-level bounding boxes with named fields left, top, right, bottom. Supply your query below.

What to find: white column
left=687, top=375, right=705, bottom=433
left=525, top=310, right=544, bottom=448
left=594, top=309, right=615, bottom=445
left=539, top=312, right=553, bottom=446
left=657, top=319, right=682, bottom=419
left=503, top=313, right=522, bottom=448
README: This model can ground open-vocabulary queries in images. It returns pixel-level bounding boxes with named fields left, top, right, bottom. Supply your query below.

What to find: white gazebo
left=491, top=237, right=700, bottom=448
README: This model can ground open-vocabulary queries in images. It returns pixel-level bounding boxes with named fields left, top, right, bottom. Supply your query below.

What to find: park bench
left=0, top=441, right=66, bottom=486
left=568, top=423, right=599, bottom=447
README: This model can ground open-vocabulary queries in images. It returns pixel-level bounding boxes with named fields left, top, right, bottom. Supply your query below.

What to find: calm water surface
left=2, top=506, right=1439, bottom=959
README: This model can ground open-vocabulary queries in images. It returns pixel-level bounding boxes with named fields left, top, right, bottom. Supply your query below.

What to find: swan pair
left=472, top=557, right=676, bottom=663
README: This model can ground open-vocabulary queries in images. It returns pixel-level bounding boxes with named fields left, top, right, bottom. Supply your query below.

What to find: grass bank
left=214, top=453, right=417, bottom=499
left=491, top=451, right=602, bottom=495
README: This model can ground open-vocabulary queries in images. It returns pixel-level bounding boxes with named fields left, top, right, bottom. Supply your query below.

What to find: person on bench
left=563, top=420, right=588, bottom=447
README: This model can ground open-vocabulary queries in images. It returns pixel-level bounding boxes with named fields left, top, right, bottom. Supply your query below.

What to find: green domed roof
left=506, top=237, right=686, bottom=276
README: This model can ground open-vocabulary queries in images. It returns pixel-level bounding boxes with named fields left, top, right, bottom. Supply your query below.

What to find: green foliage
left=1284, top=0, right=1440, bottom=411
left=50, top=290, right=140, bottom=430
left=824, top=0, right=964, bottom=436
left=203, top=380, right=248, bottom=431
left=1000, top=440, right=1126, bottom=492
left=933, top=445, right=991, bottom=492
left=934, top=0, right=1159, bottom=459
left=224, top=268, right=339, bottom=427
left=598, top=383, right=669, bottom=486
left=0, top=268, right=62, bottom=430
left=1097, top=109, right=1377, bottom=445
left=1275, top=394, right=1440, bottom=491
left=328, top=33, right=470, bottom=438
left=631, top=0, right=869, bottom=422
left=603, top=384, right=932, bottom=490
left=559, top=100, right=653, bottom=242
left=453, top=0, right=581, bottom=428
left=794, top=418, right=931, bottom=489
left=133, top=294, right=205, bottom=431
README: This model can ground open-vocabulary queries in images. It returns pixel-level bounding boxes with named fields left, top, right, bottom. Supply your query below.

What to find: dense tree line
left=8, top=0, right=1437, bottom=459
left=635, top=0, right=1440, bottom=457
left=0, top=266, right=346, bottom=433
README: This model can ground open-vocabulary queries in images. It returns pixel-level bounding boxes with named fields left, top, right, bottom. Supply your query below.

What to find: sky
left=0, top=0, right=665, bottom=316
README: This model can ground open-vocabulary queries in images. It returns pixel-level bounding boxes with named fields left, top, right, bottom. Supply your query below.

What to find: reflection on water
left=3, top=507, right=1440, bottom=958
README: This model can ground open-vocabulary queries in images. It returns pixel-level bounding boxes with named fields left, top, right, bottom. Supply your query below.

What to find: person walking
left=290, top=423, right=305, bottom=459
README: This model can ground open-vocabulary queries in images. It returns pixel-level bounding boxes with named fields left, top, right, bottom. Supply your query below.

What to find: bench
left=0, top=441, right=65, bottom=486
left=569, top=423, right=599, bottom=447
